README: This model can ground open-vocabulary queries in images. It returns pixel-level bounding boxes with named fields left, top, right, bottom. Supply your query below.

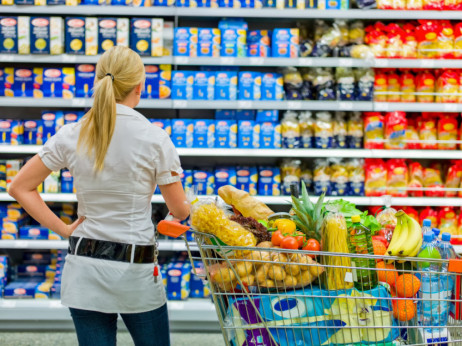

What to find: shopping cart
left=158, top=220, right=462, bottom=346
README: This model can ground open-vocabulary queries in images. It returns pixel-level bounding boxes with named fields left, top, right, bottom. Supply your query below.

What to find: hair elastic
left=105, top=73, right=114, bottom=81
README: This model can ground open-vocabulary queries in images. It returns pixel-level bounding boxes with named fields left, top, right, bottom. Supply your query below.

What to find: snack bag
left=281, top=159, right=301, bottom=196
left=416, top=70, right=436, bottom=103
left=282, top=67, right=303, bottom=100
left=346, top=158, right=365, bottom=196
left=313, top=159, right=331, bottom=196
left=436, top=70, right=459, bottom=103
left=365, top=23, right=387, bottom=57
left=314, top=112, right=334, bottom=149
left=402, top=23, right=418, bottom=57
left=347, top=112, right=364, bottom=149
left=408, top=161, right=424, bottom=197
left=281, top=111, right=300, bottom=149
left=298, top=111, right=314, bottom=149
left=438, top=113, right=458, bottom=150
left=416, top=21, right=439, bottom=57
left=365, top=159, right=387, bottom=196
left=333, top=112, right=347, bottom=149
left=364, top=112, right=385, bottom=149
left=419, top=113, right=438, bottom=149
left=455, top=23, right=462, bottom=59
left=423, top=166, right=445, bottom=197
left=376, top=196, right=397, bottom=241
left=385, top=111, right=407, bottom=150
left=407, top=0, right=423, bottom=9
left=400, top=70, right=416, bottom=103
left=406, top=117, right=421, bottom=149
left=387, top=70, right=401, bottom=102
left=439, top=207, right=458, bottom=235
left=420, top=206, right=439, bottom=227
left=437, top=21, right=455, bottom=59
left=386, top=159, right=408, bottom=197
left=330, top=158, right=348, bottom=196
left=336, top=67, right=356, bottom=101
left=386, top=24, right=404, bottom=57
left=301, top=166, right=313, bottom=192
left=313, top=68, right=335, bottom=101
left=446, top=161, right=462, bottom=197
left=355, top=68, right=374, bottom=101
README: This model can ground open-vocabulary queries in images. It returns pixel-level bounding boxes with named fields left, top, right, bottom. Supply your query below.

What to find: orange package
left=423, top=166, right=445, bottom=197
left=387, top=70, right=401, bottom=102
left=408, top=161, right=424, bottom=197
left=400, top=70, right=416, bottom=103
left=416, top=21, right=439, bottom=58
left=419, top=113, right=438, bottom=149
left=385, top=111, right=407, bottom=149
left=374, top=70, right=388, bottom=102
left=386, top=159, right=409, bottom=197
left=438, top=113, right=458, bottom=150
left=416, top=70, right=436, bottom=103
left=446, top=161, right=462, bottom=197
left=364, top=112, right=385, bottom=149
left=437, top=21, right=455, bottom=59
left=406, top=117, right=421, bottom=149
left=439, top=207, right=458, bottom=235
left=365, top=159, right=388, bottom=196
left=436, top=70, right=459, bottom=103
left=454, top=23, right=462, bottom=59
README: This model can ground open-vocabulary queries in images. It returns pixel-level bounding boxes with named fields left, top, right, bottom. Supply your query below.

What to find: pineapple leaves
left=300, top=180, right=314, bottom=213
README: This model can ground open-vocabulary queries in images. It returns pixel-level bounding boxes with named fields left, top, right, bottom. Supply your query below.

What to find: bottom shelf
left=0, top=299, right=219, bottom=332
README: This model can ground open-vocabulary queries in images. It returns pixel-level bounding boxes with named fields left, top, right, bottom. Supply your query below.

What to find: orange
left=392, top=299, right=416, bottom=321
left=376, top=261, right=398, bottom=286
left=395, top=274, right=421, bottom=298
left=372, top=240, right=387, bottom=261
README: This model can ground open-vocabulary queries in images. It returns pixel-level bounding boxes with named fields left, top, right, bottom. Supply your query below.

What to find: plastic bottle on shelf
left=347, top=215, right=378, bottom=291
left=422, top=219, right=432, bottom=236
left=432, top=228, right=441, bottom=245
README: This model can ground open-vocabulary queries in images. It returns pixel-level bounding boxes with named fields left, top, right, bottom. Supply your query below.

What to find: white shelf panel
left=374, top=102, right=462, bottom=113
left=0, top=5, right=176, bottom=15
left=0, top=54, right=173, bottom=64
left=0, top=145, right=41, bottom=154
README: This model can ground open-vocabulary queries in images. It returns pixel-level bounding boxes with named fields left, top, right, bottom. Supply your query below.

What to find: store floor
left=0, top=332, right=225, bottom=346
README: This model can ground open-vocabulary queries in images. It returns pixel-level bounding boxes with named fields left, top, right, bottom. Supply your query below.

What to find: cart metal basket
left=158, top=221, right=462, bottom=346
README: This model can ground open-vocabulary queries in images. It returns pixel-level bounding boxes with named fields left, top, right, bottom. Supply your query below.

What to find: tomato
left=302, top=239, right=321, bottom=258
left=281, top=237, right=299, bottom=250
left=294, top=231, right=306, bottom=249
left=271, top=230, right=285, bottom=246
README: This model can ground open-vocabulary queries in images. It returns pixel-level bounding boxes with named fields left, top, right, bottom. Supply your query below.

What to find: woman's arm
left=8, top=155, right=84, bottom=238
left=159, top=181, right=190, bottom=221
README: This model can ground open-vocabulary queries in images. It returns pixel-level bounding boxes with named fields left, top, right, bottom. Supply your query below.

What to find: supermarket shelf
left=0, top=5, right=176, bottom=15
left=0, top=299, right=219, bottom=331
left=0, top=54, right=173, bottom=65
left=0, top=193, right=76, bottom=202
left=373, top=102, right=462, bottom=112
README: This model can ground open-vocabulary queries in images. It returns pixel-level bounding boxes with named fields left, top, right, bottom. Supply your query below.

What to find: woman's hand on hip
left=64, top=216, right=86, bottom=238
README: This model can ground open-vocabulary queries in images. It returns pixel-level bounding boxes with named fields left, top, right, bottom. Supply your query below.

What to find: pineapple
left=290, top=181, right=325, bottom=242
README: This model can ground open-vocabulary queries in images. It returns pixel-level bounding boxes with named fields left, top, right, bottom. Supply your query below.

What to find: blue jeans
left=69, top=304, right=170, bottom=346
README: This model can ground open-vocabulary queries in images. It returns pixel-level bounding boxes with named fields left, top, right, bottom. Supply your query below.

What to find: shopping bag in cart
left=227, top=284, right=399, bottom=346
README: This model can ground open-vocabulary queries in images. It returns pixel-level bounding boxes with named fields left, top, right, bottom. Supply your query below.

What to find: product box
left=256, top=110, right=278, bottom=122
left=181, top=169, right=193, bottom=193
left=44, top=171, right=60, bottom=193
left=49, top=230, right=64, bottom=240
left=151, top=18, right=163, bottom=57
left=261, top=73, right=284, bottom=100
left=238, top=120, right=260, bottom=148
left=85, top=17, right=98, bottom=56
left=238, top=72, right=261, bottom=100
left=19, top=226, right=49, bottom=240
left=215, top=120, right=237, bottom=148
left=258, top=166, right=281, bottom=196
left=1, top=0, right=14, bottom=4
left=193, top=170, right=214, bottom=195
left=40, top=111, right=58, bottom=143
left=64, top=111, right=79, bottom=125
left=4, top=280, right=40, bottom=298
left=4, top=68, right=34, bottom=97
left=173, top=27, right=198, bottom=57
left=236, top=166, right=258, bottom=195
left=0, top=68, right=5, bottom=97
left=197, top=28, right=220, bottom=57
left=42, top=67, right=75, bottom=98
left=215, top=71, right=238, bottom=101
left=175, top=0, right=197, bottom=6
left=0, top=17, right=18, bottom=54
left=150, top=119, right=172, bottom=136
left=47, top=0, right=66, bottom=4
left=17, top=16, right=30, bottom=55
left=215, top=109, right=236, bottom=120
left=143, top=64, right=171, bottom=99
left=65, top=17, right=86, bottom=55
left=51, top=282, right=61, bottom=299
left=6, top=160, right=21, bottom=192
left=98, top=18, right=128, bottom=54
left=30, top=17, right=63, bottom=55
left=23, top=120, right=41, bottom=145
left=167, top=262, right=191, bottom=301
left=189, top=262, right=210, bottom=298
left=214, top=166, right=236, bottom=193
left=171, top=119, right=193, bottom=147
left=193, top=71, right=215, bottom=100
left=75, top=64, right=95, bottom=98
left=272, top=29, right=299, bottom=58
left=17, top=265, right=47, bottom=278
left=0, top=120, right=19, bottom=145
left=162, top=21, right=174, bottom=56
left=236, top=110, right=255, bottom=120
left=259, top=121, right=282, bottom=148
left=23, top=252, right=51, bottom=265
left=193, top=119, right=215, bottom=148
left=130, top=18, right=163, bottom=57
left=220, top=29, right=246, bottom=57
left=60, top=169, right=74, bottom=194
left=247, top=30, right=271, bottom=57
left=171, top=71, right=194, bottom=100
left=35, top=281, right=53, bottom=299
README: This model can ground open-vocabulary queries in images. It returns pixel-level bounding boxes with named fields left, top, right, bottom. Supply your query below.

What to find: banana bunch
left=387, top=211, right=422, bottom=260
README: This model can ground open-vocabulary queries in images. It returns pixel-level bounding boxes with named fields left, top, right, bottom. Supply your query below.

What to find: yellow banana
left=399, top=215, right=423, bottom=257
left=386, top=217, right=403, bottom=256
left=388, top=215, right=409, bottom=256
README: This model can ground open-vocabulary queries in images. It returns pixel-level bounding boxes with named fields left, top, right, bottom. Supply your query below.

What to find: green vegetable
left=324, top=199, right=381, bottom=233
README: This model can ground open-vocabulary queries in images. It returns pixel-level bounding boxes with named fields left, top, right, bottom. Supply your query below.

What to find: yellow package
left=281, top=111, right=300, bottom=149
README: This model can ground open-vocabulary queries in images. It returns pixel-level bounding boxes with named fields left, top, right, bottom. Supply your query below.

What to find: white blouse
left=38, top=103, right=182, bottom=313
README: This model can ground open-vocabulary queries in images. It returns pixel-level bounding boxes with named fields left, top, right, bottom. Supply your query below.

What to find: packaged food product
left=280, top=159, right=301, bottom=196
left=365, top=159, right=387, bottom=196
left=386, top=24, right=404, bottom=57
left=400, top=70, right=416, bottom=103
left=373, top=69, right=388, bottom=102
left=419, top=113, right=438, bottom=149
left=408, top=162, right=424, bottom=197
left=282, top=67, right=303, bottom=100
left=420, top=206, right=439, bottom=227
left=313, top=159, right=331, bottom=195
left=346, top=158, right=365, bottom=196
left=436, top=70, right=459, bottom=103
left=336, top=67, right=355, bottom=101
left=437, top=21, right=455, bottom=59
left=314, top=68, right=336, bottom=101
left=402, top=24, right=418, bottom=57
left=438, top=113, right=458, bottom=150
left=423, top=166, right=445, bottom=197
left=416, top=70, right=436, bottom=103
left=347, top=112, right=364, bottom=149
left=439, top=207, right=458, bottom=235
left=300, top=166, right=313, bottom=192
left=446, top=161, right=462, bottom=197
left=314, top=112, right=334, bottom=149
left=455, top=23, right=462, bottom=59
left=387, top=70, right=401, bottom=103
left=348, top=21, right=365, bottom=44
left=384, top=111, right=407, bottom=150
left=355, top=68, right=374, bottom=101
left=333, top=112, right=347, bottom=149
left=329, top=158, right=348, bottom=196
left=416, top=20, right=439, bottom=57
left=402, top=206, right=420, bottom=222
left=376, top=197, right=397, bottom=240
left=298, top=111, right=314, bottom=149
left=405, top=117, right=421, bottom=150
left=365, top=23, right=387, bottom=57
left=386, top=159, right=408, bottom=197
left=364, top=112, right=385, bottom=149
left=281, top=111, right=300, bottom=149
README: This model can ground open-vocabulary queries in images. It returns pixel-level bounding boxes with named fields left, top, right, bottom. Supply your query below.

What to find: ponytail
left=77, top=46, right=145, bottom=172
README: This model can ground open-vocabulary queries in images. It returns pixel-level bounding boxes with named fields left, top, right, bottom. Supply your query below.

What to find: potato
left=235, top=262, right=254, bottom=277
left=309, top=262, right=325, bottom=277
left=262, top=279, right=275, bottom=288
left=257, top=241, right=273, bottom=248
left=268, top=266, right=286, bottom=281
left=285, top=263, right=301, bottom=277
left=214, top=279, right=236, bottom=292
left=297, top=255, right=311, bottom=271
left=297, top=270, right=314, bottom=286
left=283, top=275, right=298, bottom=287
left=256, top=264, right=270, bottom=284
left=288, top=253, right=302, bottom=262
left=246, top=250, right=271, bottom=267
left=239, top=274, right=255, bottom=287
left=211, top=266, right=235, bottom=284
left=271, top=252, right=288, bottom=264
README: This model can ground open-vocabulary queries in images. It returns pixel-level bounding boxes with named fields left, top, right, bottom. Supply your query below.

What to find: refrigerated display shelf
left=0, top=299, right=219, bottom=331
left=2, top=6, right=462, bottom=20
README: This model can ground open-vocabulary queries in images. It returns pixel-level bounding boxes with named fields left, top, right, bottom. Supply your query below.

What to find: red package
left=439, top=207, right=458, bottom=235
left=386, top=24, right=404, bottom=58
left=366, top=24, right=388, bottom=58
left=365, top=159, right=388, bottom=197
left=436, top=70, right=460, bottom=103
left=422, top=0, right=443, bottom=10
left=437, top=21, right=455, bottom=59
left=420, top=206, right=439, bottom=227
left=454, top=23, right=462, bottom=59
left=444, top=0, right=462, bottom=11
left=416, top=70, right=436, bottom=103
left=419, top=113, right=438, bottom=149
left=438, top=113, right=458, bottom=150
left=402, top=26, right=418, bottom=58
left=387, top=70, right=401, bottom=102
left=416, top=21, right=439, bottom=58
left=407, top=0, right=423, bottom=9
left=446, top=161, right=462, bottom=197
left=408, top=161, right=424, bottom=197
left=386, top=159, right=409, bottom=197
left=385, top=111, right=407, bottom=149
left=374, top=70, right=388, bottom=102
left=406, top=117, right=421, bottom=149
left=423, top=166, right=445, bottom=197
left=401, top=206, right=420, bottom=222
left=364, top=112, right=385, bottom=149
left=400, top=70, right=416, bottom=103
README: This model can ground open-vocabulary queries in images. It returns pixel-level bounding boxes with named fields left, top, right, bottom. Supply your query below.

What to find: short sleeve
left=155, top=133, right=183, bottom=186
left=38, top=130, right=67, bottom=172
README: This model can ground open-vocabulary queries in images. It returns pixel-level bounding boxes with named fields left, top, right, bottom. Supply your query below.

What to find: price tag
left=287, top=101, right=302, bottom=110
left=374, top=103, right=389, bottom=111
left=71, top=98, right=86, bottom=107
left=444, top=104, right=458, bottom=112
left=298, top=58, right=313, bottom=66
left=220, top=57, right=235, bottom=65
left=61, top=55, right=77, bottom=63
left=14, top=240, right=28, bottom=248
left=0, top=300, right=16, bottom=308
left=172, top=242, right=185, bottom=251
left=49, top=300, right=63, bottom=308
left=421, top=60, right=435, bottom=68
left=374, top=59, right=389, bottom=68
left=173, top=100, right=188, bottom=108
left=169, top=302, right=185, bottom=310
left=249, top=57, right=264, bottom=65
left=174, top=57, right=189, bottom=65
left=344, top=271, right=353, bottom=283
left=339, top=59, right=353, bottom=67
left=0, top=55, right=14, bottom=62
left=339, top=102, right=353, bottom=110
left=238, top=101, right=252, bottom=109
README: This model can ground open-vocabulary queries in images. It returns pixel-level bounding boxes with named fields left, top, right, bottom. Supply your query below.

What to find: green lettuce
left=324, top=199, right=381, bottom=233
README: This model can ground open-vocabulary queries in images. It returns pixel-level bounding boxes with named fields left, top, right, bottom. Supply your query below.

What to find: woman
left=9, top=46, right=189, bottom=346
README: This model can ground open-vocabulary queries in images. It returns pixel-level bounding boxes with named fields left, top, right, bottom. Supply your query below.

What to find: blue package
left=23, top=252, right=51, bottom=265
left=238, top=120, right=259, bottom=148
left=215, top=110, right=236, bottom=120
left=235, top=110, right=255, bottom=121
left=12, top=68, right=34, bottom=98
left=259, top=122, right=281, bottom=149
left=167, top=262, right=191, bottom=301
left=272, top=29, right=299, bottom=58
left=0, top=68, right=4, bottom=97
left=198, top=28, right=220, bottom=57
left=258, top=166, right=281, bottom=196
left=247, top=30, right=271, bottom=57
left=75, top=64, right=95, bottom=98
left=42, top=67, right=75, bottom=98
left=142, top=65, right=171, bottom=100
left=41, top=111, right=61, bottom=143
left=193, top=119, right=215, bottom=148
left=193, top=170, right=214, bottom=195
left=181, top=169, right=193, bottom=193
left=98, top=18, right=117, bottom=54
left=238, top=72, right=261, bottom=100
left=173, top=28, right=198, bottom=57
left=30, top=17, right=51, bottom=55
left=61, top=170, right=74, bottom=194
left=171, top=119, right=193, bottom=148
left=23, top=120, right=41, bottom=145
left=214, top=71, right=238, bottom=101
left=65, top=17, right=86, bottom=55
left=256, top=110, right=278, bottom=122
left=64, top=112, right=79, bottom=125
left=130, top=18, right=152, bottom=56
left=236, top=166, right=258, bottom=195
left=220, top=29, right=246, bottom=57
left=171, top=71, right=193, bottom=100
left=0, top=120, right=14, bottom=145
left=215, top=120, right=237, bottom=148
left=0, top=17, right=18, bottom=54
left=261, top=73, right=284, bottom=100
left=4, top=280, right=40, bottom=298
left=193, top=71, right=215, bottom=100
left=150, top=119, right=172, bottom=136
left=189, top=262, right=210, bottom=298
left=19, top=226, right=49, bottom=240
left=51, top=282, right=61, bottom=299
left=214, top=167, right=237, bottom=193
left=17, top=264, right=47, bottom=278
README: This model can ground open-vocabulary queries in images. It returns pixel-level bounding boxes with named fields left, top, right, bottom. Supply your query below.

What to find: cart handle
left=157, top=220, right=190, bottom=238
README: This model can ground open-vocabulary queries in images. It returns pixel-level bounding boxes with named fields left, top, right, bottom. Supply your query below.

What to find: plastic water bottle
left=432, top=228, right=441, bottom=245
left=422, top=219, right=432, bottom=236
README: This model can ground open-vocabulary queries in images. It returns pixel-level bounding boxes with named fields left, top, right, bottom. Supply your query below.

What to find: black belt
left=68, top=236, right=155, bottom=264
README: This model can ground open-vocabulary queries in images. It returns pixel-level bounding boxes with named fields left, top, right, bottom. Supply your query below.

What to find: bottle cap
left=351, top=215, right=361, bottom=223
left=432, top=228, right=440, bottom=236
left=423, top=232, right=433, bottom=242
left=442, top=232, right=451, bottom=242
left=423, top=219, right=432, bottom=227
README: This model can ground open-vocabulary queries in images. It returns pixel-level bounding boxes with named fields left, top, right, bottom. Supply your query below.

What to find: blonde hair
left=78, top=46, right=145, bottom=172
